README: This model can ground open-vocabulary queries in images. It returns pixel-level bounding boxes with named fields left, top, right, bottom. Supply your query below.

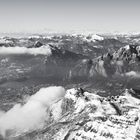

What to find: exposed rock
left=69, top=44, right=140, bottom=80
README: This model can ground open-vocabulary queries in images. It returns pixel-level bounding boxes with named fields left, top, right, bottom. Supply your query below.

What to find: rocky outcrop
left=69, top=44, right=140, bottom=80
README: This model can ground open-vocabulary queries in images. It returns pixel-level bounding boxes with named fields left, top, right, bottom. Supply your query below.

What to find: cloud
left=0, top=45, right=52, bottom=56
left=0, top=86, right=65, bottom=137
left=125, top=71, right=140, bottom=78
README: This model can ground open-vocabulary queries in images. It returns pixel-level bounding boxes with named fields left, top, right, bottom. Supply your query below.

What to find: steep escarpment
left=68, top=45, right=140, bottom=92
left=70, top=44, right=140, bottom=78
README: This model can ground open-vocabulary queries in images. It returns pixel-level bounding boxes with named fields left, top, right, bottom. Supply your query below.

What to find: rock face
left=12, top=88, right=140, bottom=140
left=69, top=44, right=140, bottom=79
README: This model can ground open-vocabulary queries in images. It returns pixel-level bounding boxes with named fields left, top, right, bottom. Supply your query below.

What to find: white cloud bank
left=0, top=45, right=52, bottom=56
left=125, top=71, right=140, bottom=78
left=0, top=86, right=66, bottom=137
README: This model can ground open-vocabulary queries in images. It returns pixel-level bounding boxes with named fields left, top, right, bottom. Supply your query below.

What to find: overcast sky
left=0, top=0, right=140, bottom=33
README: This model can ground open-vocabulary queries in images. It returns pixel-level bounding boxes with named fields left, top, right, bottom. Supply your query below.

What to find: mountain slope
left=10, top=88, right=140, bottom=140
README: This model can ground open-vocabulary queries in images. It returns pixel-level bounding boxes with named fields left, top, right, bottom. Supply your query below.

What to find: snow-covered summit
left=83, top=34, right=104, bottom=42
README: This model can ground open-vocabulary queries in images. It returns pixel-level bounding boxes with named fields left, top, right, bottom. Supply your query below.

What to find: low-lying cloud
left=0, top=45, right=52, bottom=56
left=125, top=71, right=140, bottom=78
left=0, top=86, right=65, bottom=137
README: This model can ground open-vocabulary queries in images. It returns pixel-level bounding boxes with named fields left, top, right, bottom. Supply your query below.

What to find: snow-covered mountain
left=83, top=34, right=104, bottom=42
left=7, top=87, right=140, bottom=140
left=56, top=34, right=125, bottom=58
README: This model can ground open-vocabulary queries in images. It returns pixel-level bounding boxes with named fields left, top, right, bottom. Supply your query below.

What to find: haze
left=0, top=0, right=140, bottom=33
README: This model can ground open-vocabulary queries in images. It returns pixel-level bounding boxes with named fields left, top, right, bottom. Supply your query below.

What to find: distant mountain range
left=0, top=34, right=140, bottom=106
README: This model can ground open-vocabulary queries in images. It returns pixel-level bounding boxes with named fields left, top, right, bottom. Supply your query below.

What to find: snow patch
left=84, top=34, right=104, bottom=42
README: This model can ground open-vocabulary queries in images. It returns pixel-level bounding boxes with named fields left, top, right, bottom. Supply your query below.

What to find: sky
left=0, top=0, right=140, bottom=33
